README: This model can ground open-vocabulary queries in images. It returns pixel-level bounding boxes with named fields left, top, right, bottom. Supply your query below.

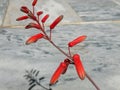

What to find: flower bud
left=26, top=33, right=44, bottom=45
left=68, top=35, right=87, bottom=47
left=16, top=15, right=29, bottom=21
left=73, top=54, right=85, bottom=80
left=50, top=15, right=63, bottom=29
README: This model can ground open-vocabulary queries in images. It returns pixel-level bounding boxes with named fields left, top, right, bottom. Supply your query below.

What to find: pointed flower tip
left=50, top=15, right=63, bottom=30
left=32, top=0, right=38, bottom=6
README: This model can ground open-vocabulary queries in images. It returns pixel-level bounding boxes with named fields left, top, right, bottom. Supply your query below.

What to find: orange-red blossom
left=68, top=35, right=87, bottom=47
left=73, top=54, right=85, bottom=80
left=26, top=33, right=44, bottom=45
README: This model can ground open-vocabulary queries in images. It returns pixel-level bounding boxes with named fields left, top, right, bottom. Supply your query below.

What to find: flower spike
left=68, top=35, right=87, bottom=47
left=50, top=15, right=63, bottom=30
left=26, top=33, right=44, bottom=45
left=73, top=54, right=85, bottom=80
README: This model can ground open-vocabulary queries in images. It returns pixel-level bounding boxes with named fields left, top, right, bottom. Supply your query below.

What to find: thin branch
left=85, top=72, right=100, bottom=90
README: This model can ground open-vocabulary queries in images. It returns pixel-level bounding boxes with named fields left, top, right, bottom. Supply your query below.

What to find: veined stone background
left=0, top=0, right=120, bottom=90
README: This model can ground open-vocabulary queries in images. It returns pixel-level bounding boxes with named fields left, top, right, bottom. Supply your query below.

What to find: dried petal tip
left=50, top=15, right=63, bottom=30
left=41, top=14, right=49, bottom=23
left=26, top=33, right=44, bottom=45
left=68, top=35, right=87, bottom=47
left=20, top=6, right=29, bottom=14
left=16, top=15, right=29, bottom=21
left=73, top=54, right=85, bottom=80
left=32, top=0, right=38, bottom=6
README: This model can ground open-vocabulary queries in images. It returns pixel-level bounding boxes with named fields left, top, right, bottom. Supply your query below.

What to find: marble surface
left=0, top=23, right=120, bottom=90
left=0, top=0, right=9, bottom=26
left=67, top=0, right=120, bottom=21
left=2, top=0, right=81, bottom=27
left=0, top=0, right=120, bottom=90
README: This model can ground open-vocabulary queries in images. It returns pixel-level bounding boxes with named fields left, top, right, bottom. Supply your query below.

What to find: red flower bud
left=32, top=0, right=38, bottom=6
left=37, top=11, right=43, bottom=16
left=25, top=23, right=41, bottom=29
left=50, top=62, right=67, bottom=86
left=62, top=59, right=70, bottom=74
left=73, top=54, right=85, bottom=80
left=68, top=35, right=87, bottom=47
left=26, top=33, right=44, bottom=45
left=20, top=6, right=29, bottom=14
left=16, top=15, right=29, bottom=21
left=28, top=11, right=37, bottom=21
left=50, top=15, right=63, bottom=29
left=41, top=14, right=49, bottom=23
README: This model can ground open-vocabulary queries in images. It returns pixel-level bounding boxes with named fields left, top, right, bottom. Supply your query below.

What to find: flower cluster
left=16, top=0, right=100, bottom=90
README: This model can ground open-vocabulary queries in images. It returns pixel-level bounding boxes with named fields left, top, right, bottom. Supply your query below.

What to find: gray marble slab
left=2, top=0, right=81, bottom=27
left=0, top=0, right=9, bottom=26
left=0, top=23, right=120, bottom=90
left=67, top=0, right=120, bottom=21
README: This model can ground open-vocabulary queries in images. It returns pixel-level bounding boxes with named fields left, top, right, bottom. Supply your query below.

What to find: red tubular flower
left=20, top=6, right=29, bottom=14
left=16, top=15, right=29, bottom=21
left=28, top=11, right=37, bottom=21
left=50, top=62, right=67, bottom=86
left=50, top=15, right=63, bottom=30
left=68, top=35, right=87, bottom=47
left=37, top=11, right=43, bottom=16
left=26, top=33, right=44, bottom=45
left=41, top=14, right=49, bottom=23
left=32, top=0, right=38, bottom=6
left=25, top=23, right=41, bottom=29
left=62, top=59, right=70, bottom=74
left=73, top=54, right=85, bottom=80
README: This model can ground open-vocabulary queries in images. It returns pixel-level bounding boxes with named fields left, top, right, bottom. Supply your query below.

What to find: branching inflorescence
left=16, top=0, right=100, bottom=90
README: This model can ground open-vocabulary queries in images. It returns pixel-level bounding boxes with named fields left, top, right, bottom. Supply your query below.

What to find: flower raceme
left=50, top=15, right=63, bottom=30
left=26, top=33, right=44, bottom=45
left=16, top=0, right=100, bottom=89
left=68, top=35, right=87, bottom=47
left=73, top=54, right=85, bottom=80
left=50, top=62, right=68, bottom=86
